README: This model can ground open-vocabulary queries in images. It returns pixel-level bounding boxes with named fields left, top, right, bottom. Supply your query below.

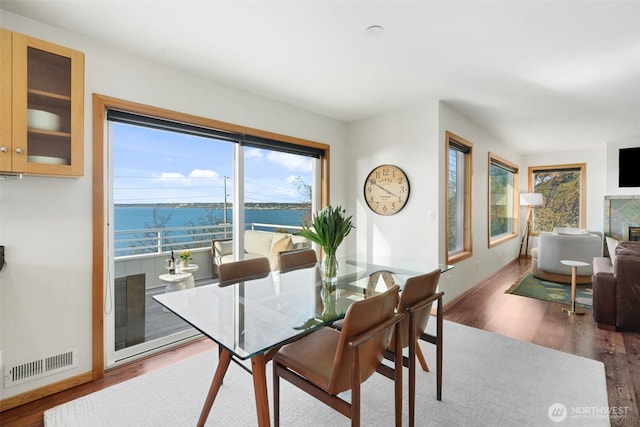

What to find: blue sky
left=112, top=123, right=313, bottom=204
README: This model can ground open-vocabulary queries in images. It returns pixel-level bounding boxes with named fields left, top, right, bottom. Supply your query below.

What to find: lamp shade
left=520, top=193, right=543, bottom=206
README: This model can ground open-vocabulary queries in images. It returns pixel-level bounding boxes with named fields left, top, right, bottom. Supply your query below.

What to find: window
left=488, top=153, right=518, bottom=247
left=93, top=95, right=328, bottom=369
left=446, top=131, right=472, bottom=263
left=528, top=164, right=586, bottom=232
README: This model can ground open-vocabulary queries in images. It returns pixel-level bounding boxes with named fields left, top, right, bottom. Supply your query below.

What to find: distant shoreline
left=114, top=202, right=311, bottom=210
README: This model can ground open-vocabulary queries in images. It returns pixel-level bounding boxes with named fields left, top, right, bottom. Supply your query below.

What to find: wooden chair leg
left=273, top=362, right=280, bottom=427
left=416, top=343, right=430, bottom=372
left=436, top=296, right=443, bottom=401
left=402, top=322, right=410, bottom=427
left=351, top=347, right=361, bottom=427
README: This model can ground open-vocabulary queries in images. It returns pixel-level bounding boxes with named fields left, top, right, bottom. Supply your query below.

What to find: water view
left=114, top=203, right=311, bottom=256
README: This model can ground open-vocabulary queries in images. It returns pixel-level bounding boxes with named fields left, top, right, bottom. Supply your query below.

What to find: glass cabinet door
left=9, top=32, right=84, bottom=176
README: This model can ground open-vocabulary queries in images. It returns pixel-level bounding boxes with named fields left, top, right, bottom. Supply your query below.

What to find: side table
left=559, top=260, right=589, bottom=315
left=159, top=272, right=193, bottom=312
left=178, top=263, right=199, bottom=289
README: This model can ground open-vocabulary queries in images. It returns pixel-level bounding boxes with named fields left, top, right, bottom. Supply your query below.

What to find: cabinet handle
left=0, top=146, right=7, bottom=153
left=15, top=147, right=23, bottom=154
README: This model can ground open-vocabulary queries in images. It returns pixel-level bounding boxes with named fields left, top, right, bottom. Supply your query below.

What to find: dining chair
left=215, top=256, right=275, bottom=379
left=272, top=285, right=404, bottom=427
left=279, top=248, right=318, bottom=273
left=217, top=257, right=271, bottom=287
left=376, top=268, right=443, bottom=427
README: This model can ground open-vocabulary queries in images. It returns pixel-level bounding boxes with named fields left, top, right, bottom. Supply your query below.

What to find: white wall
left=0, top=12, right=347, bottom=399
left=346, top=102, right=440, bottom=263
left=346, top=102, right=522, bottom=305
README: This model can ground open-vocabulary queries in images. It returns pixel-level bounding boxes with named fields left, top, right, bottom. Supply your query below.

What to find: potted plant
left=297, top=205, right=354, bottom=287
left=179, top=250, right=192, bottom=268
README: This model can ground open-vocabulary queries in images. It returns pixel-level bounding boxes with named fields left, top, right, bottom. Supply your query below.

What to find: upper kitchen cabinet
left=1, top=29, right=84, bottom=176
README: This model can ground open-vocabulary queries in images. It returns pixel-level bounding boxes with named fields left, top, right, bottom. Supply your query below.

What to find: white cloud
left=267, top=151, right=312, bottom=172
left=245, top=148, right=264, bottom=161
left=189, top=169, right=219, bottom=179
left=156, top=172, right=186, bottom=181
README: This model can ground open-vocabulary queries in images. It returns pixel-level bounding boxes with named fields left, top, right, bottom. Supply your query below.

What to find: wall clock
left=364, top=164, right=410, bottom=215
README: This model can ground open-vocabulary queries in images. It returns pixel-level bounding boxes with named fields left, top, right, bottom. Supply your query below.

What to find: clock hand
left=375, top=183, right=397, bottom=197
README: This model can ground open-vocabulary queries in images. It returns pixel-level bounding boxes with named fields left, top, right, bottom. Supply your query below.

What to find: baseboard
left=0, top=370, right=93, bottom=412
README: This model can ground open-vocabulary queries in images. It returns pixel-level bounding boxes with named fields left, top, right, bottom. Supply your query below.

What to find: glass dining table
left=153, top=255, right=451, bottom=427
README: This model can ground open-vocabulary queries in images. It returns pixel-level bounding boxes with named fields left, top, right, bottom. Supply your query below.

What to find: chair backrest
left=393, top=269, right=441, bottom=349
left=218, top=257, right=271, bottom=287
left=328, top=285, right=400, bottom=394
left=279, top=249, right=318, bottom=273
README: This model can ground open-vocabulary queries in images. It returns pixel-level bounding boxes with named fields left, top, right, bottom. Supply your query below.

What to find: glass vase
left=320, top=251, right=339, bottom=287
left=320, top=282, right=338, bottom=321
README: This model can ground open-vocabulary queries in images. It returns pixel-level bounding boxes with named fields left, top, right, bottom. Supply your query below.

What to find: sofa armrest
left=211, top=238, right=233, bottom=262
left=593, top=256, right=614, bottom=277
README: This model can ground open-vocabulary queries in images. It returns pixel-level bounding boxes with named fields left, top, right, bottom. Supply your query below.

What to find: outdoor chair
left=272, top=285, right=404, bottom=427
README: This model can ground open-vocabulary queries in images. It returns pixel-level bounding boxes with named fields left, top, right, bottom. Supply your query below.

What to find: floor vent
left=4, top=348, right=78, bottom=387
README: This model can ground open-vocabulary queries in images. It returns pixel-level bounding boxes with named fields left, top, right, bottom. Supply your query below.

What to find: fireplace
left=604, top=195, right=640, bottom=240
left=625, top=226, right=640, bottom=241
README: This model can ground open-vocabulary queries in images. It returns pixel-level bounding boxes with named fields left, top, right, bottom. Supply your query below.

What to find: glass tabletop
left=153, top=255, right=451, bottom=360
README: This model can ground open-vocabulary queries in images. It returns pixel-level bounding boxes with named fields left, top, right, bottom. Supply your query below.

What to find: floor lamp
left=519, top=193, right=543, bottom=257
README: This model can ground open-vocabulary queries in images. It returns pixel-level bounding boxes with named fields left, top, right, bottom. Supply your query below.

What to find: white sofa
left=531, top=228, right=603, bottom=284
left=211, top=230, right=310, bottom=273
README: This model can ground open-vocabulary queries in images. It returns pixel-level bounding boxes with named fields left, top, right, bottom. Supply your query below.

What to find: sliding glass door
left=103, top=106, right=323, bottom=367
left=106, top=118, right=235, bottom=365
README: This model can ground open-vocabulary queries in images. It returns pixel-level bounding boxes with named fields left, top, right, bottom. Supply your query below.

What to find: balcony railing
left=114, top=222, right=304, bottom=258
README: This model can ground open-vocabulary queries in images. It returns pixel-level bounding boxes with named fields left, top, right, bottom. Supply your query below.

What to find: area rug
left=45, top=320, right=609, bottom=427
left=506, top=271, right=593, bottom=308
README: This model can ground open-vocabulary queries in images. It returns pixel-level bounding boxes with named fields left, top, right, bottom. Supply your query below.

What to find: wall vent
left=4, top=347, right=78, bottom=387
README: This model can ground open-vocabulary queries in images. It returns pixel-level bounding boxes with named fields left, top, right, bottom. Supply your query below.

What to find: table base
left=561, top=304, right=586, bottom=315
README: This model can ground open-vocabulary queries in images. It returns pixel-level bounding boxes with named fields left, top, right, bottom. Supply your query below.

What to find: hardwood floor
left=2, top=257, right=638, bottom=426
left=445, top=257, right=639, bottom=427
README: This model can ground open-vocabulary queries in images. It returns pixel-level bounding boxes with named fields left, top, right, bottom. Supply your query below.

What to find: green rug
left=506, top=271, right=592, bottom=308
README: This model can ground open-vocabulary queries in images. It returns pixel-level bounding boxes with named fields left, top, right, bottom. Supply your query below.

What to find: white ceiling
left=2, top=1, right=639, bottom=154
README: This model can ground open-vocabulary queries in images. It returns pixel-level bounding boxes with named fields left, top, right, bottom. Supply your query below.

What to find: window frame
left=488, top=153, right=519, bottom=248
left=527, top=163, right=586, bottom=234
left=445, top=131, right=473, bottom=264
left=92, top=94, right=329, bottom=376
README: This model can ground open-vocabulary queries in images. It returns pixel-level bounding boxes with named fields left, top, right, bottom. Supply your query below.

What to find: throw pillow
left=605, top=236, right=619, bottom=258
left=616, top=241, right=640, bottom=257
left=245, top=230, right=277, bottom=257
left=555, top=227, right=589, bottom=236
left=214, top=240, right=233, bottom=256
left=269, top=236, right=293, bottom=271
left=606, top=236, right=619, bottom=269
